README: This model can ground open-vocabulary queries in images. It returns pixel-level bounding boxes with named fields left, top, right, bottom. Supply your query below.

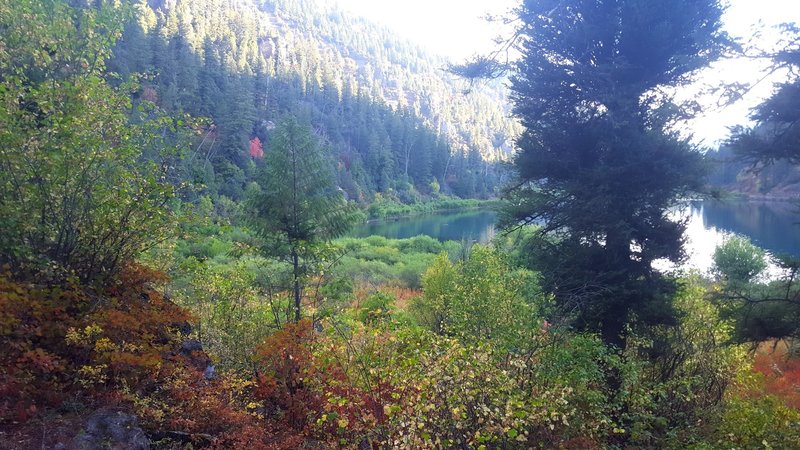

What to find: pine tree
left=246, top=119, right=357, bottom=322
left=504, top=0, right=729, bottom=349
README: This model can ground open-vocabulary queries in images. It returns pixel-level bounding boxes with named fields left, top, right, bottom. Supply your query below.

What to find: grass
left=333, top=235, right=464, bottom=288
left=365, top=196, right=501, bottom=219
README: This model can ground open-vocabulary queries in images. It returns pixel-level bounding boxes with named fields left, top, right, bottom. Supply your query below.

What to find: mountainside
left=708, top=146, right=800, bottom=199
left=260, top=0, right=519, bottom=155
left=110, top=0, right=519, bottom=201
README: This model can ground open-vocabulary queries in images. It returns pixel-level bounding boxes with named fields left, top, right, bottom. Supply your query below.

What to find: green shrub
left=363, top=235, right=391, bottom=247
left=713, top=235, right=767, bottom=284
left=397, top=254, right=436, bottom=289
left=0, top=0, right=187, bottom=282
left=354, top=245, right=402, bottom=264
left=331, top=236, right=444, bottom=287
left=416, top=246, right=543, bottom=350
left=709, top=374, right=800, bottom=450
left=356, top=292, right=396, bottom=324
left=397, top=235, right=443, bottom=254
left=337, top=257, right=395, bottom=285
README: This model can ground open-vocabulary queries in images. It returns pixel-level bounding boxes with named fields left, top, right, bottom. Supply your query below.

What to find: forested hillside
left=708, top=146, right=800, bottom=199
left=109, top=0, right=519, bottom=201
left=709, top=60, right=800, bottom=199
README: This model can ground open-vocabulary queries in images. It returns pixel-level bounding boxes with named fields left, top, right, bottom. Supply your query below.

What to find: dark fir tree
left=504, top=0, right=729, bottom=349
left=246, top=119, right=356, bottom=322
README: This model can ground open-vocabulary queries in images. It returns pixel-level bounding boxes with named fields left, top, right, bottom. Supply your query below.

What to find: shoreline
left=362, top=204, right=496, bottom=224
left=364, top=198, right=502, bottom=222
left=710, top=193, right=800, bottom=203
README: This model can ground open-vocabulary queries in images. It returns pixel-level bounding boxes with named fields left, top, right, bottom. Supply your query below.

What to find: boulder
left=69, top=408, right=150, bottom=450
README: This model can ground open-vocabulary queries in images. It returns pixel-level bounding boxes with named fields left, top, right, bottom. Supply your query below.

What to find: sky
left=335, top=0, right=517, bottom=60
left=334, top=0, right=800, bottom=147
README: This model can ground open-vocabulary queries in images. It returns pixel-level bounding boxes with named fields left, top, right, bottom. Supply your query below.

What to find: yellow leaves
left=65, top=323, right=104, bottom=346
left=76, top=363, right=108, bottom=387
left=337, top=417, right=349, bottom=428
left=93, top=337, right=116, bottom=353
left=224, top=376, right=254, bottom=395
left=64, top=327, right=81, bottom=345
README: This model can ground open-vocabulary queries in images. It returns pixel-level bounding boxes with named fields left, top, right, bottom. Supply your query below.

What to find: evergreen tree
left=504, top=0, right=729, bottom=349
left=246, top=119, right=356, bottom=322
left=730, top=29, right=800, bottom=165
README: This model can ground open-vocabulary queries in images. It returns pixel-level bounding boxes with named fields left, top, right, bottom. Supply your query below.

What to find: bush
left=0, top=0, right=188, bottom=282
left=398, top=256, right=434, bottom=289
left=713, top=235, right=767, bottom=284
left=301, top=324, right=616, bottom=449
left=415, top=246, right=543, bottom=350
left=0, top=265, right=185, bottom=421
left=356, top=292, right=396, bottom=324
left=396, top=235, right=443, bottom=254
left=709, top=371, right=800, bottom=449
left=173, top=260, right=279, bottom=372
left=333, top=237, right=442, bottom=288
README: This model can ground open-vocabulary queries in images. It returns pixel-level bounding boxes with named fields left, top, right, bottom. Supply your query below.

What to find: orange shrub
left=253, top=319, right=321, bottom=430
left=751, top=340, right=800, bottom=409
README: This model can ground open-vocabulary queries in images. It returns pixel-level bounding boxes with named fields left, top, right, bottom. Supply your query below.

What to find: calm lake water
left=351, top=200, right=800, bottom=274
left=351, top=209, right=499, bottom=243
left=677, top=200, right=800, bottom=274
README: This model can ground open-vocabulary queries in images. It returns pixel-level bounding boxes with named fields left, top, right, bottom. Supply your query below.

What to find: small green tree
left=713, top=235, right=767, bottom=284
left=246, top=118, right=356, bottom=322
left=714, top=249, right=800, bottom=343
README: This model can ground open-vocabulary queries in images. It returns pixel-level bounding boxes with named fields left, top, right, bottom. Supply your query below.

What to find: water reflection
left=690, top=200, right=800, bottom=256
left=350, top=210, right=498, bottom=243
left=669, top=200, right=800, bottom=275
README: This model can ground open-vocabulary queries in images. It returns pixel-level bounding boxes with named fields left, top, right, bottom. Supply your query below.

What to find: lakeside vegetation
left=365, top=195, right=500, bottom=219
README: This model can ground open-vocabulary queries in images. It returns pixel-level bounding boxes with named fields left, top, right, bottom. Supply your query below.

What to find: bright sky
left=334, top=0, right=800, bottom=147
left=334, top=0, right=516, bottom=60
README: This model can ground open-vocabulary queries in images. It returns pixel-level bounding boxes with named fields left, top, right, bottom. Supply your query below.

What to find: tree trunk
left=601, top=229, right=631, bottom=351
left=404, top=142, right=412, bottom=180
left=292, top=248, right=301, bottom=322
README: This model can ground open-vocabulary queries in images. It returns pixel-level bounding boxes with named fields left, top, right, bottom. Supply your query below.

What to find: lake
left=677, top=200, right=800, bottom=274
left=351, top=209, right=499, bottom=243
left=350, top=200, right=800, bottom=274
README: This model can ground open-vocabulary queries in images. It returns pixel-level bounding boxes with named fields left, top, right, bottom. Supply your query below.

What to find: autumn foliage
left=249, top=137, right=264, bottom=159
left=0, top=265, right=292, bottom=448
left=253, top=320, right=320, bottom=429
left=751, top=341, right=800, bottom=409
left=3, top=256, right=800, bottom=449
